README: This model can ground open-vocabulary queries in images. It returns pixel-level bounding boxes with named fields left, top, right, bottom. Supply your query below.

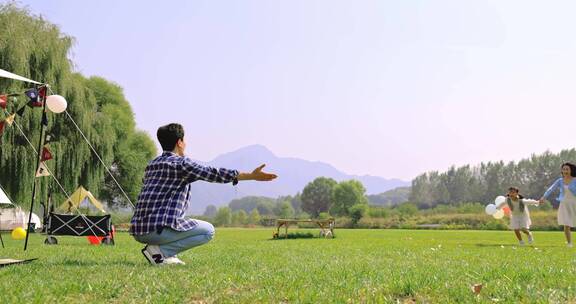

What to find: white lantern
left=46, top=95, right=67, bottom=113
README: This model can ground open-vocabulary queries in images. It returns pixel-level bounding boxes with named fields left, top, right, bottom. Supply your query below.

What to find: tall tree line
left=409, top=149, right=576, bottom=208
left=0, top=4, right=156, bottom=210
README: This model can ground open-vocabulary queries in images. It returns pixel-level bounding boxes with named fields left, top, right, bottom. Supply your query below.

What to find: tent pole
left=24, top=88, right=47, bottom=251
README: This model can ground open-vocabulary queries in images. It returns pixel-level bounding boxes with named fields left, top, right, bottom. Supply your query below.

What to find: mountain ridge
left=187, top=145, right=410, bottom=214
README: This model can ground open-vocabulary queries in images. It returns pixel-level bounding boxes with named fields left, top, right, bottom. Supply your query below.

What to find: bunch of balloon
left=485, top=196, right=508, bottom=219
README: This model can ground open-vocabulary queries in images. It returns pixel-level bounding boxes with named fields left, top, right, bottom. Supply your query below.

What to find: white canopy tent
left=0, top=68, right=42, bottom=84
left=0, top=186, right=42, bottom=231
left=0, top=185, right=13, bottom=206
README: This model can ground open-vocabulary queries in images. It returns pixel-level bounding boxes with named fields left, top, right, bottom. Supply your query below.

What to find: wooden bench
left=273, top=218, right=335, bottom=239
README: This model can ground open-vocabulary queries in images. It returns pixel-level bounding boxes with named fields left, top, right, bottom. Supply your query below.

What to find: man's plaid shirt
left=130, top=152, right=238, bottom=235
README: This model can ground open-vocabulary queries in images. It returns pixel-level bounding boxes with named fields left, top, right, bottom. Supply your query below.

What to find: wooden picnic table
left=274, top=218, right=335, bottom=238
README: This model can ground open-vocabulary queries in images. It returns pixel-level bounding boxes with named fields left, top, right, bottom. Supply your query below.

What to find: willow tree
left=85, top=76, right=157, bottom=207
left=0, top=3, right=156, bottom=211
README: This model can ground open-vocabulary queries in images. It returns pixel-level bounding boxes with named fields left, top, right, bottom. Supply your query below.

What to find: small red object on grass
left=87, top=225, right=115, bottom=245
left=87, top=235, right=104, bottom=245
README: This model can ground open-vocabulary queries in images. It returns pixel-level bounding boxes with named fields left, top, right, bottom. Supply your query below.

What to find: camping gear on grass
left=43, top=186, right=114, bottom=246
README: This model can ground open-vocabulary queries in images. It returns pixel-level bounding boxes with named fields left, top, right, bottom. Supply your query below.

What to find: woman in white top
left=540, top=162, right=576, bottom=248
left=499, top=187, right=539, bottom=245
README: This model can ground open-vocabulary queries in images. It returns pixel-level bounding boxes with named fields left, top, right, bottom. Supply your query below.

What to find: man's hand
left=237, top=164, right=277, bottom=182
left=250, top=164, right=277, bottom=181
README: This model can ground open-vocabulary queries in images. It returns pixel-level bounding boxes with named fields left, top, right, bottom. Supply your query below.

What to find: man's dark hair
left=157, top=123, right=184, bottom=151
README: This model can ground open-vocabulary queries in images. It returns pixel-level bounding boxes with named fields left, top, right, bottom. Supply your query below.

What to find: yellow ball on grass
left=11, top=227, right=27, bottom=240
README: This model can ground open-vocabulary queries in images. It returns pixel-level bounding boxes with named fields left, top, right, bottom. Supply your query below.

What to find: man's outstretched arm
left=182, top=160, right=277, bottom=184
left=237, top=164, right=277, bottom=182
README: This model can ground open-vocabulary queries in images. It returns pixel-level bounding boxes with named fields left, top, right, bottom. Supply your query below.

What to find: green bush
left=349, top=204, right=368, bottom=226
left=272, top=232, right=315, bottom=239
left=347, top=211, right=559, bottom=231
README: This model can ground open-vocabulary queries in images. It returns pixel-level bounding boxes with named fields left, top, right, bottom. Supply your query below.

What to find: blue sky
left=14, top=0, right=576, bottom=180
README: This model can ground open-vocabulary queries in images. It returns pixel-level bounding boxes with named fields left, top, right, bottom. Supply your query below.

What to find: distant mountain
left=187, top=145, right=410, bottom=214
left=367, top=186, right=411, bottom=207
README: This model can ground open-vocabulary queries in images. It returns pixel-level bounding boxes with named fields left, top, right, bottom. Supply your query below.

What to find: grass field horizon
left=1, top=228, right=575, bottom=303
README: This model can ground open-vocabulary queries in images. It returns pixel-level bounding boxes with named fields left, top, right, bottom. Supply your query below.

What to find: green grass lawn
left=0, top=228, right=575, bottom=303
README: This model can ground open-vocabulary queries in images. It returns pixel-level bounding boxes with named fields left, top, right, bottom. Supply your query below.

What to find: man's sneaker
left=163, top=256, right=186, bottom=265
left=141, top=245, right=164, bottom=265
left=528, top=234, right=534, bottom=244
left=518, top=240, right=525, bottom=246
left=568, top=242, right=574, bottom=248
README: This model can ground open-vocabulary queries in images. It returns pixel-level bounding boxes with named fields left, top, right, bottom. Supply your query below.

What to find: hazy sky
left=14, top=0, right=576, bottom=180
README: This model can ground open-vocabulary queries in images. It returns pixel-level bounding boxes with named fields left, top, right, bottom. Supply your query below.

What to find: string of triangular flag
left=36, top=133, right=56, bottom=178
left=35, top=145, right=53, bottom=177
left=0, top=86, right=47, bottom=137
left=5, top=107, right=70, bottom=199
left=0, top=94, right=18, bottom=136
left=0, top=85, right=54, bottom=178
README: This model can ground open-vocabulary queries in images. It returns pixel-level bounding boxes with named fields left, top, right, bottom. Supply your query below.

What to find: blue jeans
left=133, top=220, right=215, bottom=257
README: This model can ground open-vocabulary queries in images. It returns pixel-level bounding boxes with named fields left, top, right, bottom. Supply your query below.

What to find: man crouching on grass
left=130, top=123, right=277, bottom=265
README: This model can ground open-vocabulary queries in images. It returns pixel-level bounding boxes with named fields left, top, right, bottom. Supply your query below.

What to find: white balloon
left=46, top=95, right=67, bottom=113
left=494, top=196, right=506, bottom=206
left=492, top=209, right=505, bottom=219
left=485, top=204, right=497, bottom=215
